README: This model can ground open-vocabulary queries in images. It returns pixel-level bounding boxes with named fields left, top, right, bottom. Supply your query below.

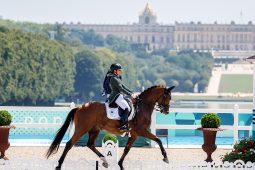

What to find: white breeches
left=115, top=94, right=130, bottom=111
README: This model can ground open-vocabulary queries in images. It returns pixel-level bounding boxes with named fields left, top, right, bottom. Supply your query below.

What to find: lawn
left=218, top=74, right=253, bottom=93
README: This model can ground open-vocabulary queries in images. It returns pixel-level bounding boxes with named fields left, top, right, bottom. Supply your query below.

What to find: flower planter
left=197, top=128, right=223, bottom=162
left=0, top=125, right=15, bottom=160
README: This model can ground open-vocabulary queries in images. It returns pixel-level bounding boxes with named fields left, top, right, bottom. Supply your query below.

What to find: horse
left=46, top=85, right=175, bottom=170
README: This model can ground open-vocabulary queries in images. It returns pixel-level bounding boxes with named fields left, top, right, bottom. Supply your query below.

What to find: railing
left=150, top=104, right=253, bottom=147
left=0, top=104, right=76, bottom=142
left=0, top=105, right=72, bottom=129
left=1, top=104, right=253, bottom=147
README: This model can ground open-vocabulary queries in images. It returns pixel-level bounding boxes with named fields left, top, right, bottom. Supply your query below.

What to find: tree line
left=0, top=21, right=214, bottom=105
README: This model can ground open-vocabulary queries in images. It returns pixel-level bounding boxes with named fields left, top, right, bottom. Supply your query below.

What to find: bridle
left=155, top=88, right=171, bottom=113
left=134, top=86, right=175, bottom=114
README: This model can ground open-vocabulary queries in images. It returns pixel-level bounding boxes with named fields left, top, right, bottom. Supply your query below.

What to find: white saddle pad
left=105, top=103, right=135, bottom=121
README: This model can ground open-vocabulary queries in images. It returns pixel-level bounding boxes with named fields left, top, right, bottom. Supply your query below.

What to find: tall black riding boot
left=119, top=108, right=129, bottom=131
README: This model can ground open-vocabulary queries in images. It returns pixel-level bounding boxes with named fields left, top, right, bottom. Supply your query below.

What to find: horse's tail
left=46, top=107, right=77, bottom=158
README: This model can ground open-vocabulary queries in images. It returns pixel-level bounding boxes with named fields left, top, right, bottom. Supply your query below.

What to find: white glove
left=131, top=94, right=137, bottom=98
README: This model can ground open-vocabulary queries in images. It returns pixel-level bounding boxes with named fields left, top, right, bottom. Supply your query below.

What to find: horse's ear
left=167, top=86, right=175, bottom=92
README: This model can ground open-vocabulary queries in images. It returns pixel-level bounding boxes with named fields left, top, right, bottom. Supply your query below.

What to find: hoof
left=118, top=162, right=124, bottom=170
left=55, top=166, right=61, bottom=170
left=163, top=158, right=169, bottom=164
left=102, top=162, right=108, bottom=168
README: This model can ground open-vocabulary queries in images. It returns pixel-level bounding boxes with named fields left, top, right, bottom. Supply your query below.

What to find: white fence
left=150, top=104, right=253, bottom=147
left=0, top=104, right=253, bottom=147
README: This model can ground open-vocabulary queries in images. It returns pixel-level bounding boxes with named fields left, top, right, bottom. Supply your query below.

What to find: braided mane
left=138, top=85, right=165, bottom=98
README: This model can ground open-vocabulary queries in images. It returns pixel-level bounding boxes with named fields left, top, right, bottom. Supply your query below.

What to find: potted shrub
left=221, top=138, right=255, bottom=163
left=197, top=113, right=222, bottom=162
left=103, top=133, right=118, bottom=144
left=0, top=110, right=15, bottom=160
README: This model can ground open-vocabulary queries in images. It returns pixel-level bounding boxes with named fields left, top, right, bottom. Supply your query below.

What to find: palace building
left=64, top=3, right=255, bottom=51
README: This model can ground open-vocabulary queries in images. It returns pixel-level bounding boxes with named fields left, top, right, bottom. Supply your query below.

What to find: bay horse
left=46, top=85, right=175, bottom=170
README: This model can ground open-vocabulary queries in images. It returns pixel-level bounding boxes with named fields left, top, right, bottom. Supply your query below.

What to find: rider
left=107, top=63, right=136, bottom=131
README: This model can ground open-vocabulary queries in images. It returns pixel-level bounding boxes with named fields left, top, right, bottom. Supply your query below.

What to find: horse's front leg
left=87, top=128, right=109, bottom=168
left=137, top=130, right=169, bottom=163
left=118, top=134, right=137, bottom=170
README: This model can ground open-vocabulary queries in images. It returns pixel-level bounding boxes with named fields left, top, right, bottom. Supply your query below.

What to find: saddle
left=105, top=97, right=135, bottom=121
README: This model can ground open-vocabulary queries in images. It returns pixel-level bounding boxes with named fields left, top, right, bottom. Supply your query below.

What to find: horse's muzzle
left=161, top=110, right=169, bottom=115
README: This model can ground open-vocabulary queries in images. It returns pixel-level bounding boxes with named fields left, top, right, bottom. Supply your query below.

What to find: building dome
left=142, top=3, right=154, bottom=15
left=139, top=3, right=157, bottom=25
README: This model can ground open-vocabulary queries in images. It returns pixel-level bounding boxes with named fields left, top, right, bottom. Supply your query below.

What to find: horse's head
left=156, top=86, right=175, bottom=114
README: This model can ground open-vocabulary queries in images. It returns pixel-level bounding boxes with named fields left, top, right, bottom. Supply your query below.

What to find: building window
left=244, top=34, right=247, bottom=42
left=167, top=37, right=170, bottom=43
left=226, top=35, right=229, bottom=42
left=217, top=35, right=221, bottom=43
left=182, top=35, right=185, bottom=42
left=160, top=37, right=164, bottom=43
left=222, top=35, right=225, bottom=43
left=152, top=36, right=155, bottom=43
left=194, top=34, right=197, bottom=42
left=138, top=36, right=141, bottom=43
left=130, top=36, right=133, bottom=42
left=240, top=45, right=243, bottom=50
left=145, top=16, right=150, bottom=24
left=145, top=35, right=148, bottom=43
left=240, top=34, right=243, bottom=42
left=248, top=36, right=251, bottom=43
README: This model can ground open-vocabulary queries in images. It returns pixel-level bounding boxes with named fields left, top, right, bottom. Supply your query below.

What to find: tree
left=0, top=30, right=75, bottom=105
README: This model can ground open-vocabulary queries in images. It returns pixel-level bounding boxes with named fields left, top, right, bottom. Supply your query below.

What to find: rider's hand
left=131, top=93, right=137, bottom=99
left=131, top=94, right=137, bottom=103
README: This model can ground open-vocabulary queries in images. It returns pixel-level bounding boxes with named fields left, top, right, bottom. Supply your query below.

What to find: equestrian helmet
left=110, top=63, right=122, bottom=71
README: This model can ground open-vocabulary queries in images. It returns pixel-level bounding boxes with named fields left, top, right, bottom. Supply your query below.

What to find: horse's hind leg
left=137, top=130, right=169, bottom=163
left=87, top=128, right=109, bottom=168
left=56, top=130, right=86, bottom=170
left=118, top=134, right=137, bottom=170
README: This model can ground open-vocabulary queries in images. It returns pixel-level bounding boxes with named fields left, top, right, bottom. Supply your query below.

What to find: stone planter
left=0, top=125, right=15, bottom=160
left=102, top=140, right=118, bottom=165
left=197, top=128, right=223, bottom=162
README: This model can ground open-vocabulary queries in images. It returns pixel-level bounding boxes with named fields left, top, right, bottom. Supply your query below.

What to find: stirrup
left=119, top=125, right=129, bottom=132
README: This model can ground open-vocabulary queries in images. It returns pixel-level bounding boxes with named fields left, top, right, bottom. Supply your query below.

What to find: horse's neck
left=138, top=88, right=162, bottom=118
left=140, top=88, right=161, bottom=105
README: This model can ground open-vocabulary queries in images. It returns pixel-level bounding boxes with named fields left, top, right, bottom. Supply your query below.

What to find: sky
left=0, top=0, right=254, bottom=25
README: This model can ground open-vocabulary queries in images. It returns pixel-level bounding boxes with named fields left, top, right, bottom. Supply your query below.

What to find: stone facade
left=175, top=22, right=255, bottom=51
left=64, top=3, right=255, bottom=51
